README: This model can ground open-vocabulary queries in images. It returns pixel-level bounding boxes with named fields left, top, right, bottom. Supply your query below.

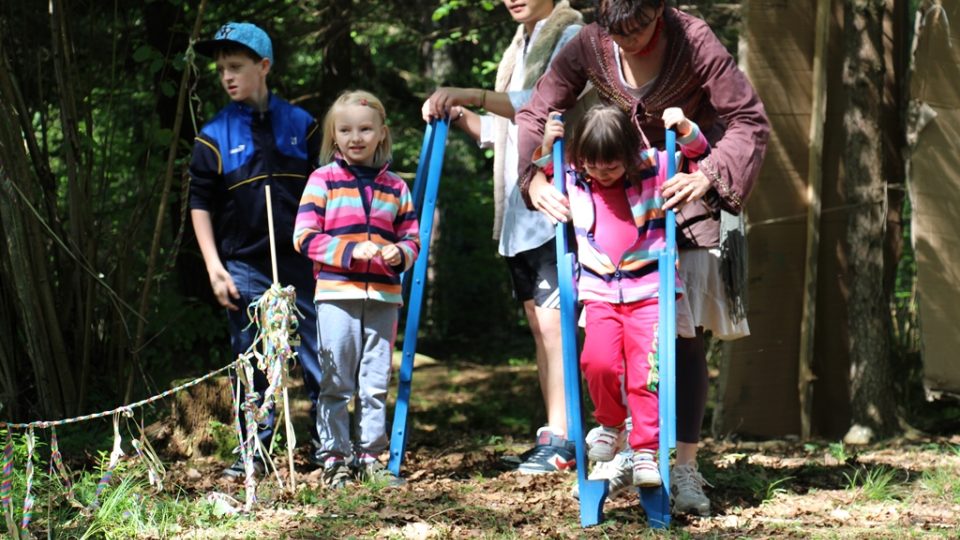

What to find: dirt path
left=166, top=356, right=960, bottom=539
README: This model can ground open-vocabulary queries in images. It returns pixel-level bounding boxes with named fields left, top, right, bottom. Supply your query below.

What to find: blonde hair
left=320, top=90, right=392, bottom=168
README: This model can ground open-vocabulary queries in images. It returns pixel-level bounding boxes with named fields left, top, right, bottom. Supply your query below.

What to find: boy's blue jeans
left=225, top=257, right=320, bottom=449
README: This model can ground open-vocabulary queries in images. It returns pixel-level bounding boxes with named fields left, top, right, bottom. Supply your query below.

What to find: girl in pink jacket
left=536, top=104, right=706, bottom=487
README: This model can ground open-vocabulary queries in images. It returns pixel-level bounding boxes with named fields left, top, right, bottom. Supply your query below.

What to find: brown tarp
left=909, top=0, right=960, bottom=397
left=717, top=0, right=811, bottom=438
left=720, top=0, right=956, bottom=438
left=718, top=0, right=853, bottom=438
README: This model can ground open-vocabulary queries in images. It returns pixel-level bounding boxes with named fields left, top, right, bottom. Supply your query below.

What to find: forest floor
left=143, top=354, right=960, bottom=540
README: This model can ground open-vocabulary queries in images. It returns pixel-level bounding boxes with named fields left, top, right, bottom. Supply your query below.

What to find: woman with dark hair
left=516, top=0, right=770, bottom=516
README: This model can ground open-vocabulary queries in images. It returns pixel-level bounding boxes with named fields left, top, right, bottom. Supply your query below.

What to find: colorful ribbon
left=1, top=428, right=16, bottom=534
left=49, top=427, right=78, bottom=505
left=89, top=412, right=126, bottom=510
left=20, top=427, right=35, bottom=530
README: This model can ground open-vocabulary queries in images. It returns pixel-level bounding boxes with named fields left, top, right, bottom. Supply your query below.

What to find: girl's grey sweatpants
left=315, top=298, right=397, bottom=460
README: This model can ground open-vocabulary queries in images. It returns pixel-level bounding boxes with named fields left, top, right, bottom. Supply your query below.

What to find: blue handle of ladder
left=401, top=122, right=435, bottom=302
left=663, top=128, right=677, bottom=453
left=553, top=130, right=609, bottom=527
left=411, top=122, right=434, bottom=216
left=645, top=128, right=678, bottom=529
left=388, top=118, right=449, bottom=476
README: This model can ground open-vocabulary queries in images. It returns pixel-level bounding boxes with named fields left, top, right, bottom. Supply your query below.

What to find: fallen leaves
left=153, top=362, right=960, bottom=539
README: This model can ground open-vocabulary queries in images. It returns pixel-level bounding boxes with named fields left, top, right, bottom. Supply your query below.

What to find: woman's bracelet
left=453, top=107, right=464, bottom=123
left=480, top=89, right=487, bottom=108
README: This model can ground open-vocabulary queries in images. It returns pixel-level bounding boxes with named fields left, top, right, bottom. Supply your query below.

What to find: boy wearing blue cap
left=189, top=22, right=322, bottom=479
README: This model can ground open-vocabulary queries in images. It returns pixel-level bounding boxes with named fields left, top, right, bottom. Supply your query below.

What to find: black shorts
left=504, top=239, right=560, bottom=309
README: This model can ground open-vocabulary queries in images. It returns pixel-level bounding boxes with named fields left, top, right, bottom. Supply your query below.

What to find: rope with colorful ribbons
left=233, top=283, right=301, bottom=500
left=240, top=283, right=300, bottom=426
left=0, top=358, right=247, bottom=534
left=0, top=359, right=241, bottom=431
left=0, top=283, right=301, bottom=531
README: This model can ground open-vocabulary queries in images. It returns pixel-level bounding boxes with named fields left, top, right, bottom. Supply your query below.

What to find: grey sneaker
left=355, top=455, right=405, bottom=488
left=221, top=455, right=265, bottom=481
left=671, top=462, right=711, bottom=516
left=322, top=458, right=352, bottom=490
left=571, top=450, right=634, bottom=500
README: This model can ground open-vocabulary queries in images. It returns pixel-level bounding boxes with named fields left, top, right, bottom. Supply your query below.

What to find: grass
left=843, top=466, right=902, bottom=501
left=4, top=361, right=960, bottom=538
left=740, top=471, right=794, bottom=504
left=919, top=467, right=960, bottom=504
left=77, top=475, right=244, bottom=539
left=0, top=446, right=241, bottom=539
left=760, top=475, right=794, bottom=503
left=828, top=441, right=850, bottom=463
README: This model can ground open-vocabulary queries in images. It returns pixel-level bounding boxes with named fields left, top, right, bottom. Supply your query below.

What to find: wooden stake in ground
left=264, top=184, right=297, bottom=492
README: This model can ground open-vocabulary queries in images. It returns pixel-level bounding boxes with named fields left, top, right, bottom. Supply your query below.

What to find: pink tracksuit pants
left=580, top=298, right=659, bottom=451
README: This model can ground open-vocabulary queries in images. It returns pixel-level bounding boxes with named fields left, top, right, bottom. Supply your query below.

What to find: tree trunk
left=841, top=0, right=897, bottom=444
left=145, top=376, right=235, bottom=459
left=0, top=36, right=74, bottom=419
left=318, top=0, right=355, bottom=103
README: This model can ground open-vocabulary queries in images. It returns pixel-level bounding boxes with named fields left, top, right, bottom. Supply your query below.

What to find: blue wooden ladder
left=561, top=129, right=679, bottom=529
left=553, top=134, right=610, bottom=527
left=639, top=128, right=678, bottom=529
left=388, top=119, right=449, bottom=476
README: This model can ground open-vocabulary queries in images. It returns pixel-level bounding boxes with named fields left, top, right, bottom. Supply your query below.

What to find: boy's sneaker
left=221, top=455, right=265, bottom=480
left=671, top=462, right=711, bottom=516
left=517, top=427, right=576, bottom=474
left=307, top=450, right=325, bottom=468
left=354, top=454, right=405, bottom=488
left=632, top=450, right=662, bottom=487
left=322, top=458, right=352, bottom=490
left=585, top=425, right=627, bottom=462
left=571, top=450, right=634, bottom=500
left=501, top=445, right=536, bottom=468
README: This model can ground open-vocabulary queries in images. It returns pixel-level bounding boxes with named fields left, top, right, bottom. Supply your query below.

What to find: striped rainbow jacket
left=567, top=125, right=710, bottom=304
left=293, top=157, right=420, bottom=305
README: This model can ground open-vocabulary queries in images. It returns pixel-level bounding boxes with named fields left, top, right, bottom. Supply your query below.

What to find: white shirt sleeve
left=478, top=113, right=496, bottom=149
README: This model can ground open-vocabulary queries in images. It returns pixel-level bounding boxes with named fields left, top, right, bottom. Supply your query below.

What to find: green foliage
left=0, top=0, right=939, bottom=440
left=76, top=473, right=244, bottom=539
left=0, top=428, right=286, bottom=538
left=207, top=420, right=237, bottom=461
left=332, top=488, right=375, bottom=514
left=432, top=0, right=498, bottom=22
left=829, top=441, right=850, bottom=463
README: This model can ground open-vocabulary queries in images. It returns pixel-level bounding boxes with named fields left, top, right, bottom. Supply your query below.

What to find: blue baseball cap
left=195, top=22, right=273, bottom=64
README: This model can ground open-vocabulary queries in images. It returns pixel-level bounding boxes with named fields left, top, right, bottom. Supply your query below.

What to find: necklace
left=633, top=17, right=664, bottom=57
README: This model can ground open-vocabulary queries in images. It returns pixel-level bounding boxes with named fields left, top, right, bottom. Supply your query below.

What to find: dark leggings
left=676, top=328, right=708, bottom=444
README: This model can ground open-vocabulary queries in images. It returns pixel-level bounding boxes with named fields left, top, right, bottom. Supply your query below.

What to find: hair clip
left=360, top=99, right=368, bottom=106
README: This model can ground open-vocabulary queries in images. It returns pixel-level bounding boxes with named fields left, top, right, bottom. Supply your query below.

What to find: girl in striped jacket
left=536, top=104, right=703, bottom=488
left=293, top=90, right=419, bottom=489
